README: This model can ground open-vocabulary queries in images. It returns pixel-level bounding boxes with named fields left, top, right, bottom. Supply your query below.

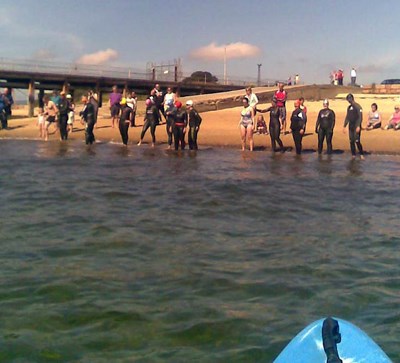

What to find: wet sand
left=2, top=96, right=400, bottom=154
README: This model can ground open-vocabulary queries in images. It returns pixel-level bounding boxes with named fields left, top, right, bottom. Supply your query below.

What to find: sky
left=1, top=0, right=400, bottom=86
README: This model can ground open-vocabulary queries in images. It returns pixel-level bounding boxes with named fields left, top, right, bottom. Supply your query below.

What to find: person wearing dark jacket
left=118, top=98, right=132, bottom=146
left=138, top=98, right=160, bottom=147
left=80, top=96, right=96, bottom=145
left=343, top=93, right=364, bottom=159
left=290, top=100, right=306, bottom=155
left=172, top=101, right=187, bottom=150
left=315, top=99, right=335, bottom=154
left=58, top=91, right=71, bottom=140
left=186, top=100, right=202, bottom=150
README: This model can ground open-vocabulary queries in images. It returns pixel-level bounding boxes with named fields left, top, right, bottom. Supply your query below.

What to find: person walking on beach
left=138, top=98, right=160, bottom=147
left=315, top=99, right=335, bottom=155
left=109, top=86, right=122, bottom=128
left=290, top=99, right=306, bottom=155
left=239, top=96, right=255, bottom=151
left=351, top=67, right=357, bottom=86
left=80, top=96, right=96, bottom=145
left=118, top=98, right=132, bottom=146
left=257, top=98, right=285, bottom=152
left=126, top=91, right=137, bottom=127
left=171, top=101, right=187, bottom=150
left=58, top=91, right=71, bottom=140
left=43, top=95, right=58, bottom=141
left=186, top=100, right=202, bottom=150
left=343, top=93, right=364, bottom=159
left=274, top=83, right=287, bottom=134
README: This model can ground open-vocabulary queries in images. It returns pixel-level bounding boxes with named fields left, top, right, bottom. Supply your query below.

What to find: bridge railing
left=0, top=57, right=282, bottom=87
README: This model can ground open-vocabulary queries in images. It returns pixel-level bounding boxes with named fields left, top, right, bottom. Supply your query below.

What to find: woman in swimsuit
left=239, top=96, right=255, bottom=151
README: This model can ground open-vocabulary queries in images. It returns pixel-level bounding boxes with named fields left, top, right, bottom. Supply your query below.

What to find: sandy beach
left=2, top=94, right=400, bottom=154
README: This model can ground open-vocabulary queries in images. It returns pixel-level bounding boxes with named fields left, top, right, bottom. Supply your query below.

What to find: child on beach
left=37, top=107, right=45, bottom=138
left=256, top=114, right=268, bottom=134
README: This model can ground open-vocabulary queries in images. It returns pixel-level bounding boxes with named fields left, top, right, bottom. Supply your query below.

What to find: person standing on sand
left=109, top=86, right=122, bottom=128
left=118, top=98, right=132, bottom=146
left=3, top=88, right=13, bottom=118
left=343, top=93, right=364, bottom=159
left=274, top=83, right=288, bottom=134
left=126, top=91, right=137, bottom=127
left=152, top=84, right=165, bottom=122
left=186, top=100, right=202, bottom=150
left=80, top=96, right=96, bottom=145
left=58, top=91, right=71, bottom=141
left=67, top=94, right=75, bottom=133
left=290, top=99, right=306, bottom=155
left=138, top=98, right=160, bottom=147
left=239, top=96, right=255, bottom=151
left=0, top=92, right=9, bottom=129
left=315, top=99, right=335, bottom=155
left=257, top=98, right=285, bottom=152
left=43, top=95, right=58, bottom=141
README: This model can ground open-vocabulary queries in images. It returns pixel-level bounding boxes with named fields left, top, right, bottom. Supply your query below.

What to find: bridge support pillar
left=28, top=81, right=35, bottom=117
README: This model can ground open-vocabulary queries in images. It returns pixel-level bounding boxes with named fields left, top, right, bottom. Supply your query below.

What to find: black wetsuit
left=80, top=103, right=95, bottom=144
left=89, top=96, right=99, bottom=125
left=140, top=104, right=160, bottom=144
left=188, top=108, right=202, bottom=150
left=172, top=109, right=188, bottom=150
left=344, top=102, right=364, bottom=156
left=153, top=90, right=165, bottom=121
left=0, top=95, right=8, bottom=129
left=315, top=108, right=335, bottom=154
left=259, top=106, right=285, bottom=152
left=166, top=107, right=176, bottom=147
left=119, top=105, right=132, bottom=145
left=58, top=98, right=70, bottom=140
left=290, top=108, right=306, bottom=154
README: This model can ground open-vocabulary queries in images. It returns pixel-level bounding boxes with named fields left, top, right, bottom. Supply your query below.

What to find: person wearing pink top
left=274, top=83, right=288, bottom=134
left=384, top=105, right=400, bottom=130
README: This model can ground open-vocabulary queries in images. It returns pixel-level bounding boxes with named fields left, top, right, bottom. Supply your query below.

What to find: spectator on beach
left=164, top=87, right=176, bottom=109
left=384, top=105, right=400, bottom=130
left=257, top=98, right=285, bottom=152
left=58, top=91, right=71, bottom=140
left=88, top=90, right=99, bottom=127
left=290, top=99, right=306, bottom=155
left=118, top=98, right=132, bottom=146
left=245, top=87, right=258, bottom=114
left=315, top=99, right=335, bottom=155
left=343, top=93, right=364, bottom=159
left=287, top=76, right=292, bottom=86
left=351, top=67, right=357, bottom=86
left=80, top=96, right=96, bottom=145
left=274, top=82, right=288, bottom=134
left=365, top=103, right=381, bottom=130
left=109, top=85, right=122, bottom=128
left=126, top=91, right=137, bottom=127
left=186, top=100, right=202, bottom=150
left=3, top=88, right=14, bottom=118
left=239, top=96, right=255, bottom=151
left=43, top=95, right=58, bottom=141
left=337, top=69, right=344, bottom=86
left=294, top=74, right=300, bottom=85
left=172, top=101, right=187, bottom=150
left=152, top=83, right=165, bottom=122
left=37, top=107, right=46, bottom=138
left=138, top=98, right=160, bottom=147
left=0, top=92, right=9, bottom=129
left=66, top=94, right=75, bottom=133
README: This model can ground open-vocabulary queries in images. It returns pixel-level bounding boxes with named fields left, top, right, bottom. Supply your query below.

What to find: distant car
left=381, top=79, right=400, bottom=85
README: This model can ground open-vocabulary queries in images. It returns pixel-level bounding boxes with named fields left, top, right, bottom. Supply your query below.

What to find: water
left=0, top=140, right=399, bottom=362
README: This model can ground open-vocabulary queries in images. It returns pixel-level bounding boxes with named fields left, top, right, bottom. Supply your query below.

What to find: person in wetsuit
left=138, top=98, right=160, bottom=147
left=290, top=99, right=306, bottom=155
left=58, top=92, right=71, bottom=140
left=118, top=98, right=132, bottom=146
left=186, top=100, right=202, bottom=150
left=343, top=93, right=364, bottom=159
left=257, top=98, right=285, bottom=152
left=0, top=92, right=9, bottom=129
left=172, top=101, right=187, bottom=150
left=80, top=96, right=96, bottom=145
left=315, top=99, right=335, bottom=154
left=164, top=98, right=176, bottom=149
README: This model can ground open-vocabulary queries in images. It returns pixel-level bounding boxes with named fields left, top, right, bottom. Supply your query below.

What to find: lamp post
left=257, top=64, right=262, bottom=87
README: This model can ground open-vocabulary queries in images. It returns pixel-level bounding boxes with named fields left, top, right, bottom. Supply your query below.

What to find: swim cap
left=323, top=98, right=329, bottom=105
left=120, top=98, right=127, bottom=105
left=145, top=98, right=152, bottom=106
left=66, top=94, right=72, bottom=99
left=175, top=101, right=182, bottom=109
left=186, top=100, right=193, bottom=107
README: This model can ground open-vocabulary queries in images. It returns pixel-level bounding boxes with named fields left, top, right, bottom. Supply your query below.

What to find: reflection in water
left=347, top=158, right=363, bottom=176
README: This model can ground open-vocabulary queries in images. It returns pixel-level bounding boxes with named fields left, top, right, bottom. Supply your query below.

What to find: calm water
left=0, top=140, right=399, bottom=362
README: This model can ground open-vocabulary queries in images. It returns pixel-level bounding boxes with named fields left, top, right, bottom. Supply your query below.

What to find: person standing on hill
left=109, top=85, right=122, bottom=128
left=351, top=68, right=357, bottom=86
left=186, top=100, right=202, bottom=150
left=274, top=83, right=288, bottom=134
left=290, top=99, right=306, bottom=155
left=315, top=99, right=335, bottom=155
left=343, top=93, right=364, bottom=159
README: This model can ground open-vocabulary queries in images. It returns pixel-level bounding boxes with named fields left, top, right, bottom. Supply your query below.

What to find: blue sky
left=1, top=0, right=399, bottom=85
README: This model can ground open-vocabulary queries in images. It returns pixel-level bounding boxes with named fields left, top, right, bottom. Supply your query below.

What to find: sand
left=2, top=95, right=400, bottom=154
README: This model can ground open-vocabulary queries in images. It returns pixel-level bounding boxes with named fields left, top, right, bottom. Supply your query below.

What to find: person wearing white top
left=351, top=68, right=357, bottom=86
left=245, top=87, right=258, bottom=114
left=126, top=91, right=137, bottom=127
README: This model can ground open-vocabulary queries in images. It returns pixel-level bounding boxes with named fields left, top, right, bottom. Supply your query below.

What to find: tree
left=182, top=71, right=218, bottom=84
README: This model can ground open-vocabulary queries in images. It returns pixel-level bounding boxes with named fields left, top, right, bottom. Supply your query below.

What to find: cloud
left=190, top=42, right=261, bottom=61
left=76, top=49, right=118, bottom=65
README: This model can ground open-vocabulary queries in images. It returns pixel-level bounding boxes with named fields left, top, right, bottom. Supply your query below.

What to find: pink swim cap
left=145, top=98, right=152, bottom=106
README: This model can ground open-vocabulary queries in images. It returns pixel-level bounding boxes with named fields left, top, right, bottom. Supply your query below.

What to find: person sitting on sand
left=256, top=115, right=268, bottom=135
left=238, top=96, right=255, bottom=151
left=384, top=105, right=400, bottom=130
left=365, top=103, right=381, bottom=130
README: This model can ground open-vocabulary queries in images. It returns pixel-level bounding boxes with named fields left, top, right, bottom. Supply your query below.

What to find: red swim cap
left=175, top=101, right=182, bottom=109
left=294, top=100, right=301, bottom=107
